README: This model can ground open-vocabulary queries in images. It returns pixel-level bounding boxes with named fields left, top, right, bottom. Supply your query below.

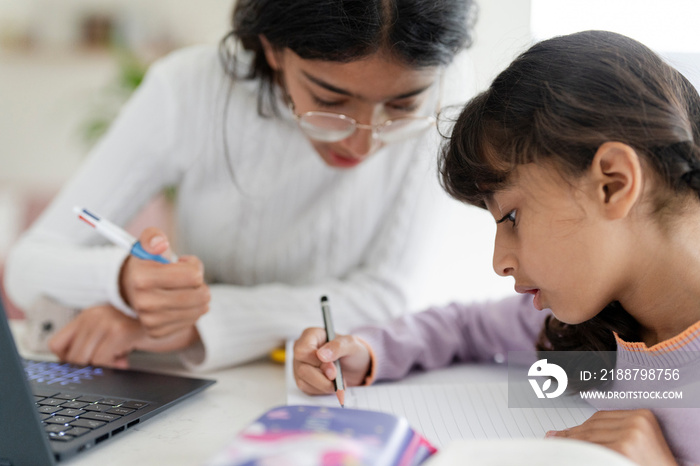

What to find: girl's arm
left=293, top=294, right=546, bottom=394
left=352, top=294, right=546, bottom=382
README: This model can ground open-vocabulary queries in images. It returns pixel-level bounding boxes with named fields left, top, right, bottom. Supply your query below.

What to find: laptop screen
left=0, top=297, right=215, bottom=464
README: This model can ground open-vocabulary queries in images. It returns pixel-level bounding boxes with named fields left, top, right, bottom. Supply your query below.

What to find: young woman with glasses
left=5, top=0, right=477, bottom=370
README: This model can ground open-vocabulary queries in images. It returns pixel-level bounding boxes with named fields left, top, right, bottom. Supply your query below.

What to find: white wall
left=469, top=0, right=533, bottom=90
left=415, top=0, right=532, bottom=309
left=531, top=0, right=700, bottom=105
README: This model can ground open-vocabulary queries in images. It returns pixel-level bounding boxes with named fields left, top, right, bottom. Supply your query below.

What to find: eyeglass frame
left=285, top=73, right=444, bottom=144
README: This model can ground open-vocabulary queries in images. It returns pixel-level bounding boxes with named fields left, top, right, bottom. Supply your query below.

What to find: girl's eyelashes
left=496, top=209, right=517, bottom=227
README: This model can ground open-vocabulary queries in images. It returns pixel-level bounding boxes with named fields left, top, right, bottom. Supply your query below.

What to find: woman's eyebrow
left=301, top=71, right=432, bottom=100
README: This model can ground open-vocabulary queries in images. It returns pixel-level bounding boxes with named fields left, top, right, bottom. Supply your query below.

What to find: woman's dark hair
left=220, top=0, right=476, bottom=115
left=438, top=30, right=700, bottom=353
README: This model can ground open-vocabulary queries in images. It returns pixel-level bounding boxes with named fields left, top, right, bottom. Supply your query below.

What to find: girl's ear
left=590, top=142, right=643, bottom=219
left=259, top=35, right=282, bottom=71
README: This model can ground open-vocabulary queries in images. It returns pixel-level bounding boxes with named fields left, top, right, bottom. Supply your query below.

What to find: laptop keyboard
left=25, top=360, right=105, bottom=386
left=24, top=360, right=149, bottom=443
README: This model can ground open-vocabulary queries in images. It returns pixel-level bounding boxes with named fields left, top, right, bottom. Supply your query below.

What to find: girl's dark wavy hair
left=220, top=0, right=476, bottom=116
left=439, top=30, right=700, bottom=352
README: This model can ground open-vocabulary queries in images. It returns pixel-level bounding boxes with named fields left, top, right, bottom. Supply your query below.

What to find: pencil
left=320, top=295, right=345, bottom=407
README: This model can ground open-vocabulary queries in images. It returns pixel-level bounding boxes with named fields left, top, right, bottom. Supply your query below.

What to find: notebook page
left=284, top=340, right=596, bottom=448
left=344, top=383, right=595, bottom=448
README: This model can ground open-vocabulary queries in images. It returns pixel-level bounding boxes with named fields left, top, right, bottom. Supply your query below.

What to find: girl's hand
left=293, top=327, right=372, bottom=395
left=546, top=409, right=677, bottom=466
left=119, top=227, right=210, bottom=338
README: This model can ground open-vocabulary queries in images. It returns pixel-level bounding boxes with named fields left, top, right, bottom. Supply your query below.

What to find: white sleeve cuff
left=104, top=249, right=138, bottom=318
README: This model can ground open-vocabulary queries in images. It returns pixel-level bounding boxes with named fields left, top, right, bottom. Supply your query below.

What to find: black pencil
left=320, top=296, right=345, bottom=407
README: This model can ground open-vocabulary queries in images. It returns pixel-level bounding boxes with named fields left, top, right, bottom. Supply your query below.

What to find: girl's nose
left=492, top=236, right=517, bottom=277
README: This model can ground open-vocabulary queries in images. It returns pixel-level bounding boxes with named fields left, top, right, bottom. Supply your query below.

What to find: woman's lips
left=327, top=150, right=362, bottom=168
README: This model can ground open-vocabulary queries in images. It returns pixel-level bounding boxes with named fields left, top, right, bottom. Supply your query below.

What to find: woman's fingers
left=127, top=255, right=205, bottom=290
left=120, top=244, right=210, bottom=338
left=138, top=227, right=172, bottom=257
left=48, top=305, right=143, bottom=368
left=48, top=318, right=79, bottom=360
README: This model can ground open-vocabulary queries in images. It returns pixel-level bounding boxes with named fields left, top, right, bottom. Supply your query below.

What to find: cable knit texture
left=4, top=45, right=469, bottom=371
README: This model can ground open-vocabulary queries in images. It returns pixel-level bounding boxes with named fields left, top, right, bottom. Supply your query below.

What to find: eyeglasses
left=287, top=80, right=441, bottom=144
left=293, top=111, right=436, bottom=144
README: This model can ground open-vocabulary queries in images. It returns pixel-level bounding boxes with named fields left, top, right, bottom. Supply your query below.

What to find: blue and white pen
left=73, top=206, right=173, bottom=264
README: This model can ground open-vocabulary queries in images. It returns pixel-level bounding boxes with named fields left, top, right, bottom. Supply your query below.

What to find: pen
left=73, top=206, right=173, bottom=264
left=320, top=295, right=345, bottom=408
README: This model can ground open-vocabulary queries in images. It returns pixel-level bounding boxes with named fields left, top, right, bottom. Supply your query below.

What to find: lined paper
left=284, top=341, right=596, bottom=448
left=344, top=383, right=595, bottom=448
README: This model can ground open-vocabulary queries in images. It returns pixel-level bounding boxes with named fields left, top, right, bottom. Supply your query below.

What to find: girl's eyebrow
left=301, top=71, right=432, bottom=101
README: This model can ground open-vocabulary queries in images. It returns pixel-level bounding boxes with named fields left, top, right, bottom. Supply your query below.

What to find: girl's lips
left=515, top=286, right=543, bottom=311
left=532, top=289, right=543, bottom=311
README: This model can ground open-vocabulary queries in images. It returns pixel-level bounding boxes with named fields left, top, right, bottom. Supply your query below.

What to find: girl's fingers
left=293, top=328, right=330, bottom=365
left=293, top=359, right=336, bottom=395
left=320, top=361, right=337, bottom=380
left=315, top=335, right=360, bottom=363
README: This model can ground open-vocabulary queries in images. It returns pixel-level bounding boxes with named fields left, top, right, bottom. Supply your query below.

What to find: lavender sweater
left=354, top=295, right=700, bottom=465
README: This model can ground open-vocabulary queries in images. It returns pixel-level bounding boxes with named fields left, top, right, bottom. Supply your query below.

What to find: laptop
left=0, top=298, right=215, bottom=465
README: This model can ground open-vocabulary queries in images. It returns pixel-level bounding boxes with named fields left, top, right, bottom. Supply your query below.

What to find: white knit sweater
left=5, top=45, right=468, bottom=371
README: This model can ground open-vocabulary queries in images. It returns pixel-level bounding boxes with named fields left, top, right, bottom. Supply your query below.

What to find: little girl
left=293, top=30, right=700, bottom=466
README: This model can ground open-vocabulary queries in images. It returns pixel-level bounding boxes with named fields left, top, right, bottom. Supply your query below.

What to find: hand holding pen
left=320, top=296, right=345, bottom=407
left=74, top=207, right=211, bottom=338
left=291, top=298, right=373, bottom=402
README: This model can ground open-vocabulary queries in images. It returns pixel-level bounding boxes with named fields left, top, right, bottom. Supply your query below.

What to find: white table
left=11, top=320, right=287, bottom=465
left=13, top=320, right=607, bottom=466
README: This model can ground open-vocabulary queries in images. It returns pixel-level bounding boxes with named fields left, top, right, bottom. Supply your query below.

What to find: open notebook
left=285, top=340, right=596, bottom=449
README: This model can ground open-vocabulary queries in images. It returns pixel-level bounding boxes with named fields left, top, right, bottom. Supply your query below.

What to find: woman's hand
left=119, top=227, right=210, bottom=338
left=49, top=304, right=145, bottom=369
left=293, top=327, right=372, bottom=395
left=49, top=304, right=201, bottom=368
left=546, top=409, right=677, bottom=466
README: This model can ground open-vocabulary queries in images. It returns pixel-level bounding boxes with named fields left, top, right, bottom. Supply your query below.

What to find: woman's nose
left=340, top=127, right=380, bottom=158
left=339, top=106, right=386, bottom=158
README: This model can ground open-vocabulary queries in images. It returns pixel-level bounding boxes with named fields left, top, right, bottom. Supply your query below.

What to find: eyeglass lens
left=298, top=113, right=435, bottom=143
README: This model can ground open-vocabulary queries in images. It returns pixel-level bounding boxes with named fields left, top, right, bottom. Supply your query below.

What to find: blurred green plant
left=82, top=48, right=147, bottom=145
